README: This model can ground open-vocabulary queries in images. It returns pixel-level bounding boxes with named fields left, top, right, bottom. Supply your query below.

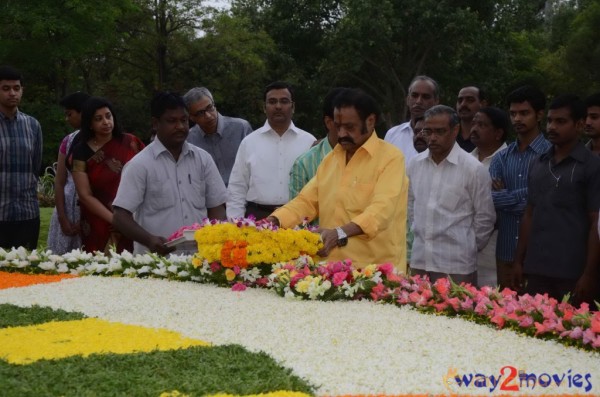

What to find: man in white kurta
left=408, top=105, right=495, bottom=285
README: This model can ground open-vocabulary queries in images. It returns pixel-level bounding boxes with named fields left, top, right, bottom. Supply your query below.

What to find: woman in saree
left=69, top=97, right=144, bottom=253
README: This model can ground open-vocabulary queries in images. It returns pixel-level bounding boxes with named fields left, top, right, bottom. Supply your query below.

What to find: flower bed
left=1, top=244, right=599, bottom=351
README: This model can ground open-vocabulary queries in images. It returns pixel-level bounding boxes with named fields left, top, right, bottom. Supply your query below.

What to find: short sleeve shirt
left=113, top=139, right=227, bottom=254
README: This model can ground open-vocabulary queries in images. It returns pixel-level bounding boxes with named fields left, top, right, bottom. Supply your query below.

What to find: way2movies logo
left=442, top=366, right=593, bottom=393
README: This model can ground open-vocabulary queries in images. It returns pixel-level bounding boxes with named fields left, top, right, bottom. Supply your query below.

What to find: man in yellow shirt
left=268, top=88, right=408, bottom=272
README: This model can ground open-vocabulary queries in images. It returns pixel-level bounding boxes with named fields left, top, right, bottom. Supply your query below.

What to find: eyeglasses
left=266, top=98, right=293, bottom=106
left=193, top=103, right=215, bottom=118
left=420, top=128, right=450, bottom=137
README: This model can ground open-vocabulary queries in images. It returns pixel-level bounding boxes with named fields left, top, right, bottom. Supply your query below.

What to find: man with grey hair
left=183, top=87, right=252, bottom=186
left=385, top=75, right=439, bottom=164
left=407, top=105, right=495, bottom=284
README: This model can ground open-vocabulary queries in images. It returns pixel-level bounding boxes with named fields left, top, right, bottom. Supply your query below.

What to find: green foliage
left=0, top=304, right=86, bottom=329
left=38, top=207, right=54, bottom=251
left=0, top=345, right=315, bottom=396
left=37, top=166, right=56, bottom=208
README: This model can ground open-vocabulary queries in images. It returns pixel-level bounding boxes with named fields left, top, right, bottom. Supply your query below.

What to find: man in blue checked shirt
left=489, top=86, right=550, bottom=291
left=0, top=66, right=43, bottom=250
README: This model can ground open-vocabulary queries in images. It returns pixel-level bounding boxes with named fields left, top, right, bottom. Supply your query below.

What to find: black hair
left=506, top=85, right=546, bottom=112
left=264, top=81, right=294, bottom=101
left=59, top=92, right=91, bottom=112
left=0, top=65, right=22, bottom=83
left=322, top=87, right=346, bottom=118
left=332, top=88, right=381, bottom=125
left=478, top=106, right=511, bottom=141
left=151, top=92, right=186, bottom=118
left=549, top=94, right=586, bottom=121
left=585, top=93, right=600, bottom=109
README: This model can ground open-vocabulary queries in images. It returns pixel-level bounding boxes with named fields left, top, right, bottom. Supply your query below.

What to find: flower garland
left=1, top=245, right=600, bottom=351
left=192, top=219, right=322, bottom=269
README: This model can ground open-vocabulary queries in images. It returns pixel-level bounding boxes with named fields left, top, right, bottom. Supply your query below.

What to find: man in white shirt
left=113, top=92, right=227, bottom=255
left=227, top=81, right=315, bottom=219
left=384, top=75, right=439, bottom=164
left=408, top=105, right=496, bottom=285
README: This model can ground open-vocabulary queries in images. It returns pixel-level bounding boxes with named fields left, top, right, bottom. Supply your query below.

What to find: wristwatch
left=335, top=227, right=348, bottom=247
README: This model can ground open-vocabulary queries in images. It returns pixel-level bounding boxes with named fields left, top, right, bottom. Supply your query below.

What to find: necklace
left=548, top=159, right=561, bottom=187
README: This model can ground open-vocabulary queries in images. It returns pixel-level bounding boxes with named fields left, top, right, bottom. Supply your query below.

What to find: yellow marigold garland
left=193, top=223, right=322, bottom=268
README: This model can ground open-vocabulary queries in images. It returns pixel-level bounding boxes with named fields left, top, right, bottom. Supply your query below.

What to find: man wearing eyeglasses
left=183, top=87, right=253, bottom=186
left=227, top=81, right=315, bottom=219
left=408, top=105, right=495, bottom=285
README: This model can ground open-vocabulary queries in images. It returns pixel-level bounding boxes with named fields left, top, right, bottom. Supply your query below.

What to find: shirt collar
left=0, top=108, right=21, bottom=121
left=150, top=137, right=192, bottom=159
left=471, top=142, right=508, bottom=161
left=508, top=133, right=548, bottom=154
left=195, top=113, right=222, bottom=137
left=260, top=120, right=299, bottom=135
left=541, top=141, right=589, bottom=163
left=427, top=142, right=462, bottom=165
left=332, top=130, right=379, bottom=157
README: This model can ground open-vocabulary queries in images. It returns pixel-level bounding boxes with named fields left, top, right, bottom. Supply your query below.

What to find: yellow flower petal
left=0, top=318, right=209, bottom=365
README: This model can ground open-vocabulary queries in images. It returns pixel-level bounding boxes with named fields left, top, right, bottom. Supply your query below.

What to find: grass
left=0, top=304, right=316, bottom=396
left=38, top=207, right=53, bottom=250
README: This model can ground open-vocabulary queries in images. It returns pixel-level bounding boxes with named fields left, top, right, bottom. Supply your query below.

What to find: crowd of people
left=1, top=64, right=599, bottom=306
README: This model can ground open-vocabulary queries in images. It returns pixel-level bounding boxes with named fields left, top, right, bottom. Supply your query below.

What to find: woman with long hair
left=47, top=92, right=89, bottom=254
left=68, top=97, right=144, bottom=253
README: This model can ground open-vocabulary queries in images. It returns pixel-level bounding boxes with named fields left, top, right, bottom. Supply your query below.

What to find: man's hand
left=492, top=178, right=505, bottom=191
left=574, top=270, right=597, bottom=305
left=146, top=235, right=175, bottom=256
left=317, top=228, right=338, bottom=257
left=511, top=260, right=524, bottom=292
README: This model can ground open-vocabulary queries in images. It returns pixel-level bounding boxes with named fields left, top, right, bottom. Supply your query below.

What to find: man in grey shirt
left=183, top=87, right=252, bottom=186
left=113, top=92, right=227, bottom=255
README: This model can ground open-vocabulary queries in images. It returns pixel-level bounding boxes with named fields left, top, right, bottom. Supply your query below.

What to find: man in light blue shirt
left=183, top=87, right=252, bottom=186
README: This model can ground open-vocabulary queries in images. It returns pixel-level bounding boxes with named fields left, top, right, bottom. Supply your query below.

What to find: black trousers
left=245, top=202, right=282, bottom=221
left=0, top=217, right=40, bottom=250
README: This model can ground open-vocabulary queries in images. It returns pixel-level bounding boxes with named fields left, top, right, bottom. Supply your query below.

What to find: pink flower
left=433, top=301, right=449, bottom=312
left=491, top=313, right=506, bottom=328
left=254, top=277, right=269, bottom=287
left=210, top=262, right=221, bottom=273
left=233, top=266, right=240, bottom=275
left=518, top=315, right=534, bottom=328
left=231, top=282, right=247, bottom=292
left=434, top=278, right=450, bottom=297
left=582, top=329, right=596, bottom=345
left=534, top=322, right=548, bottom=335
left=590, top=313, right=600, bottom=333
left=332, top=271, right=348, bottom=287
left=377, top=263, right=394, bottom=276
left=370, top=282, right=386, bottom=301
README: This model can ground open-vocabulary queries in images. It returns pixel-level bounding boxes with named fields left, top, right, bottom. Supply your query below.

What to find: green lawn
left=38, top=207, right=53, bottom=251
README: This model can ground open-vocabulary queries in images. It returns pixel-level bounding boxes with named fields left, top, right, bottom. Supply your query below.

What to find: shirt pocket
left=439, top=187, right=463, bottom=213
left=146, top=176, right=175, bottom=211
left=345, top=182, right=374, bottom=212
left=189, top=178, right=207, bottom=210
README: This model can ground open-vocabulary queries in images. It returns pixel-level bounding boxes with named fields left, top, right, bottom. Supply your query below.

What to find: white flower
left=167, top=265, right=179, bottom=274
left=240, top=267, right=261, bottom=282
left=152, top=267, right=168, bottom=277
left=178, top=271, right=190, bottom=278
left=107, top=259, right=123, bottom=273
left=16, top=260, right=29, bottom=268
left=123, top=268, right=137, bottom=276
left=38, top=261, right=57, bottom=271
left=137, top=266, right=151, bottom=275
left=57, top=263, right=69, bottom=273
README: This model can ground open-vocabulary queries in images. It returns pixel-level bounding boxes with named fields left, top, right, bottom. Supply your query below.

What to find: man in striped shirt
left=489, top=86, right=551, bottom=290
left=288, top=88, right=344, bottom=199
left=0, top=66, right=43, bottom=250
